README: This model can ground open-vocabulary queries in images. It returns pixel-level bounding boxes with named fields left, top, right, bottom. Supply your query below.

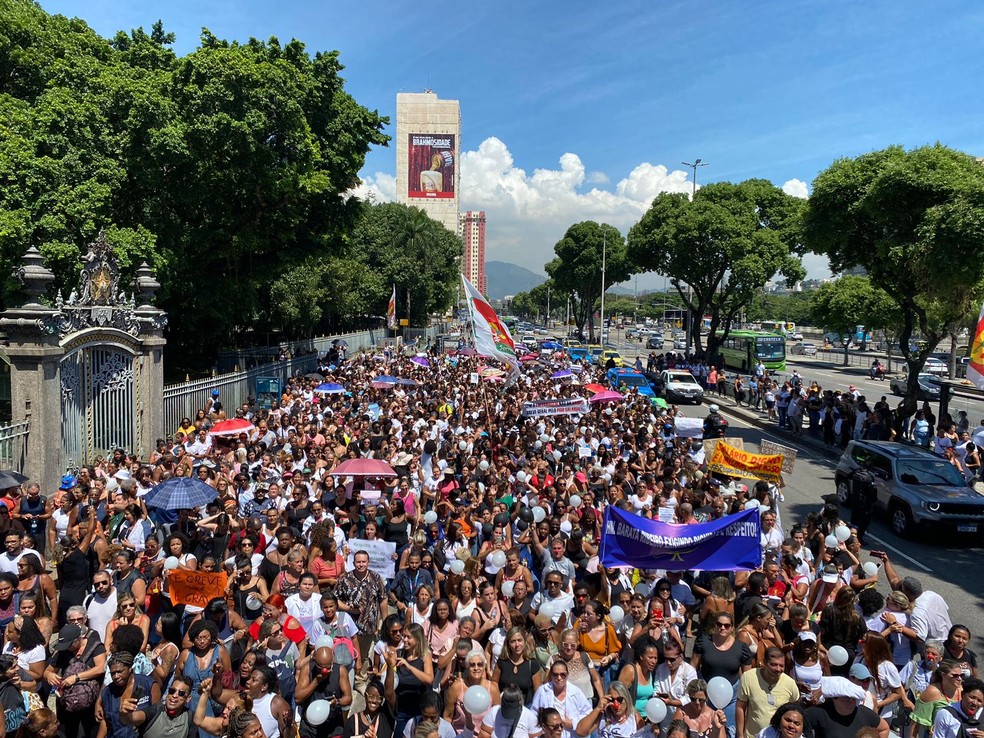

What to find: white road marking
left=718, top=405, right=935, bottom=574
left=864, top=533, right=933, bottom=573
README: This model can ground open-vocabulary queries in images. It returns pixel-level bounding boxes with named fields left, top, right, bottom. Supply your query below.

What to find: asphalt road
left=712, top=403, right=984, bottom=651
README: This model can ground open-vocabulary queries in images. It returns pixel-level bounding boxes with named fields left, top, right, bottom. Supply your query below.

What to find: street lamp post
left=599, top=231, right=607, bottom=345
left=681, top=159, right=708, bottom=354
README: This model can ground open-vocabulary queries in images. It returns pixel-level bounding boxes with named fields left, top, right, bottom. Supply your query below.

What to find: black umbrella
left=0, top=470, right=28, bottom=489
left=304, top=372, right=325, bottom=381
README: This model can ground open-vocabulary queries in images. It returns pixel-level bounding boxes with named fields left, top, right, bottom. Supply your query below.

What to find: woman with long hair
left=690, top=612, right=752, bottom=729
left=105, top=593, right=151, bottom=652
left=758, top=702, right=813, bottom=738
left=788, top=631, right=825, bottom=703
left=386, top=622, right=434, bottom=738
left=53, top=505, right=97, bottom=627
left=736, top=603, right=783, bottom=668
left=575, top=600, right=621, bottom=685
left=309, top=535, right=346, bottom=592
left=451, top=576, right=478, bottom=620
left=943, top=624, right=978, bottom=679
left=2, top=614, right=46, bottom=691
left=148, top=611, right=183, bottom=686
left=575, top=680, right=640, bottom=738
left=15, top=707, right=58, bottom=738
left=700, top=577, right=735, bottom=632
left=445, top=649, right=500, bottom=734
left=860, top=631, right=914, bottom=719
left=819, top=588, right=865, bottom=672
left=17, top=591, right=53, bottom=644
left=343, top=677, right=396, bottom=738
left=911, top=658, right=964, bottom=737
left=618, top=637, right=660, bottom=720
left=672, top=679, right=728, bottom=738
left=16, top=554, right=56, bottom=619
left=492, top=625, right=543, bottom=704
left=406, top=585, right=434, bottom=627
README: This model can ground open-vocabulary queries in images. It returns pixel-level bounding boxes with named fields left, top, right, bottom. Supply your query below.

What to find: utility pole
left=681, top=160, right=708, bottom=354
left=546, top=284, right=551, bottom=329
left=599, top=231, right=607, bottom=345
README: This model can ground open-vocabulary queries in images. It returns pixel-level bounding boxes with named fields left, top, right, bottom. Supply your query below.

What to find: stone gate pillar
left=0, top=248, right=66, bottom=495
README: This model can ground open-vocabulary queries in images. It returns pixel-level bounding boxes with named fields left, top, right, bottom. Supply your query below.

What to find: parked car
left=889, top=372, right=942, bottom=401
left=660, top=370, right=704, bottom=404
left=922, top=357, right=948, bottom=376
left=834, top=440, right=984, bottom=537
left=520, top=334, right=538, bottom=350
left=789, top=331, right=804, bottom=341
left=646, top=334, right=663, bottom=349
left=673, top=337, right=687, bottom=350
left=607, top=368, right=654, bottom=396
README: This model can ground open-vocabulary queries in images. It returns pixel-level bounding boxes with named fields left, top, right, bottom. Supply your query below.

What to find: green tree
left=545, top=222, right=632, bottom=341
left=627, top=180, right=805, bottom=359
left=810, top=276, right=900, bottom=365
left=511, top=281, right=552, bottom=322
left=804, top=144, right=984, bottom=415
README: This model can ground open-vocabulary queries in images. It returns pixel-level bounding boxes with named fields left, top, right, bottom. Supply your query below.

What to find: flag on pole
left=386, top=285, right=397, bottom=329
left=461, top=274, right=519, bottom=383
left=966, top=299, right=984, bottom=391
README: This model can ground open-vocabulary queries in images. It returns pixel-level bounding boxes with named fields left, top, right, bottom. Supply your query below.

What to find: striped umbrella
left=144, top=477, right=217, bottom=510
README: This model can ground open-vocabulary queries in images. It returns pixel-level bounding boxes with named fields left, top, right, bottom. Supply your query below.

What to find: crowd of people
left=0, top=341, right=977, bottom=738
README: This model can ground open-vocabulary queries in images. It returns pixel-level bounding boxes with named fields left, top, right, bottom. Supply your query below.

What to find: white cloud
left=351, top=138, right=819, bottom=279
left=781, top=178, right=809, bottom=199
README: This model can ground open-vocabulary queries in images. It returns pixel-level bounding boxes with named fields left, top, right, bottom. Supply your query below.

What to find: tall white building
left=395, top=91, right=461, bottom=235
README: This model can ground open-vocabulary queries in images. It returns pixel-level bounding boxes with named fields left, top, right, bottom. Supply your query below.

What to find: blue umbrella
left=396, top=378, right=418, bottom=386
left=144, top=477, right=217, bottom=510
left=375, top=375, right=399, bottom=384
left=315, top=382, right=346, bottom=394
left=551, top=370, right=573, bottom=379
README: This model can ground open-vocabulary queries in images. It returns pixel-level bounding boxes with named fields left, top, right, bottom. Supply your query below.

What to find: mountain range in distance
left=484, top=260, right=639, bottom=300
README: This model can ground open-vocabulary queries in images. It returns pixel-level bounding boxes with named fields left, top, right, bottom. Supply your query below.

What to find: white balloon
left=305, top=699, right=332, bottom=726
left=553, top=450, right=563, bottom=461
left=538, top=601, right=556, bottom=619
left=423, top=510, right=438, bottom=525
left=706, top=676, right=734, bottom=710
left=634, top=582, right=650, bottom=596
left=828, top=645, right=849, bottom=666
left=463, top=685, right=492, bottom=714
left=245, top=594, right=262, bottom=611
left=516, top=471, right=527, bottom=483
left=478, top=482, right=485, bottom=493
left=164, top=556, right=180, bottom=571
left=540, top=434, right=551, bottom=443
left=450, top=559, right=466, bottom=575
left=835, top=525, right=852, bottom=543
left=863, top=561, right=879, bottom=577
left=459, top=441, right=468, bottom=451
left=744, top=499, right=759, bottom=511
left=559, top=520, right=573, bottom=534
left=501, top=580, right=515, bottom=598
left=490, top=550, right=507, bottom=568
left=609, top=605, right=625, bottom=625
left=534, top=441, right=543, bottom=450
left=533, top=506, right=546, bottom=523
left=824, top=534, right=840, bottom=549
left=603, top=473, right=612, bottom=483
left=759, top=504, right=770, bottom=513
left=479, top=460, right=490, bottom=471
left=645, top=697, right=667, bottom=724
left=569, top=495, right=582, bottom=509
left=314, top=635, right=334, bottom=650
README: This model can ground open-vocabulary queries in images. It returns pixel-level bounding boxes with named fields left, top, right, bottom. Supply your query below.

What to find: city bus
left=714, top=330, right=787, bottom=372
left=759, top=320, right=795, bottom=336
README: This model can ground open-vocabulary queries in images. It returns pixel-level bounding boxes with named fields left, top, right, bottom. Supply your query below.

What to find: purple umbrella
left=551, top=370, right=573, bottom=379
left=411, top=356, right=431, bottom=368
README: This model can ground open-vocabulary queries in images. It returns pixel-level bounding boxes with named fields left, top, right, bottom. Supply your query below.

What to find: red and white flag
left=966, top=300, right=984, bottom=391
left=461, top=274, right=518, bottom=383
left=386, top=285, right=397, bottom=329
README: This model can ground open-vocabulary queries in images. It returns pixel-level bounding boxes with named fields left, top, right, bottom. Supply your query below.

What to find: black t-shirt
left=806, top=702, right=880, bottom=738
left=778, top=620, right=820, bottom=646
left=694, top=634, right=752, bottom=683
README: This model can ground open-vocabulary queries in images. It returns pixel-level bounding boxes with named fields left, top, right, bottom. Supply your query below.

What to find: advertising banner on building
left=521, top=398, right=589, bottom=418
left=707, top=441, right=784, bottom=483
left=408, top=133, right=456, bottom=198
left=601, top=506, right=762, bottom=571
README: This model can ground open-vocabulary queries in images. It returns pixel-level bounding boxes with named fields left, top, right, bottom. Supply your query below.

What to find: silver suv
left=834, top=440, right=984, bottom=538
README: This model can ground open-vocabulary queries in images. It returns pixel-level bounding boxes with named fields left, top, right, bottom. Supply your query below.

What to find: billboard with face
left=408, top=133, right=455, bottom=198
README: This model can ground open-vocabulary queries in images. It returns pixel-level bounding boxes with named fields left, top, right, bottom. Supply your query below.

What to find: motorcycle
left=869, top=363, right=885, bottom=381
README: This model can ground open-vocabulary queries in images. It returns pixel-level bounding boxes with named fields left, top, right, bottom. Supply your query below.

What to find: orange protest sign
left=167, top=570, right=228, bottom=609
left=707, top=441, right=784, bottom=483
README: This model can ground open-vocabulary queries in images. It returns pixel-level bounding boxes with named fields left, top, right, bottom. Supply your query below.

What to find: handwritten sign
left=168, top=570, right=228, bottom=608
left=703, top=437, right=745, bottom=458
left=345, top=538, right=397, bottom=580
left=707, top=441, right=784, bottom=484
left=759, top=440, right=797, bottom=473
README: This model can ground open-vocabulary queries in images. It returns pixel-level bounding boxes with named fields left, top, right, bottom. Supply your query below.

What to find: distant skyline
left=39, top=0, right=984, bottom=288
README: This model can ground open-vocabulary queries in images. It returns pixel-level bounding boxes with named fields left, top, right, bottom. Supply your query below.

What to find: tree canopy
left=545, top=221, right=631, bottom=341
left=804, top=144, right=984, bottom=413
left=810, top=276, right=900, bottom=363
left=627, top=179, right=806, bottom=359
left=0, top=0, right=388, bottom=370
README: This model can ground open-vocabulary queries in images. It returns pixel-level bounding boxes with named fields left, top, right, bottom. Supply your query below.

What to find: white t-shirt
left=0, top=548, right=42, bottom=575
left=285, top=592, right=322, bottom=635
left=482, top=706, right=540, bottom=738
left=2, top=642, right=44, bottom=671
left=531, top=683, right=592, bottom=738
left=86, top=590, right=118, bottom=642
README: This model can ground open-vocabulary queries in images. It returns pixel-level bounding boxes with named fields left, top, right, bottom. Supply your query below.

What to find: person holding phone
left=575, top=681, right=639, bottom=738
left=95, top=651, right=159, bottom=738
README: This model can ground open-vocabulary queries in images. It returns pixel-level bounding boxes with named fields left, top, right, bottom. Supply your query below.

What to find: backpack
left=942, top=705, right=980, bottom=738
left=267, top=642, right=297, bottom=707
left=61, top=637, right=102, bottom=712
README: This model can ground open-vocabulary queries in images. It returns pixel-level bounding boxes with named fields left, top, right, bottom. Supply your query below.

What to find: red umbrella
left=330, top=458, right=398, bottom=478
left=209, top=418, right=255, bottom=437
left=588, top=390, right=624, bottom=403
left=583, top=383, right=607, bottom=394
left=519, top=354, right=538, bottom=362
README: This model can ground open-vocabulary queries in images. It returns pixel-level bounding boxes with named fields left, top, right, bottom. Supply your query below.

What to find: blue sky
left=39, top=0, right=984, bottom=284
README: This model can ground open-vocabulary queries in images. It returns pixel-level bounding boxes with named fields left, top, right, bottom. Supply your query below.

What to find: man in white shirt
left=531, top=662, right=592, bottom=738
left=530, top=572, right=576, bottom=626
left=0, top=530, right=42, bottom=575
left=905, top=577, right=952, bottom=642
left=86, top=571, right=119, bottom=643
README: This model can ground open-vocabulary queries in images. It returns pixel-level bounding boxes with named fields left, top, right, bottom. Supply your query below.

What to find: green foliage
left=810, top=276, right=900, bottom=363
left=804, top=144, right=984, bottom=412
left=545, top=222, right=631, bottom=340
left=627, top=180, right=806, bottom=358
left=744, top=291, right=814, bottom=326
left=0, top=0, right=388, bottom=367
left=510, top=281, right=553, bottom=321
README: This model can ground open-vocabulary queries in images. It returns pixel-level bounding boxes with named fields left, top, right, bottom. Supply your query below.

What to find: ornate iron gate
left=60, top=343, right=136, bottom=470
